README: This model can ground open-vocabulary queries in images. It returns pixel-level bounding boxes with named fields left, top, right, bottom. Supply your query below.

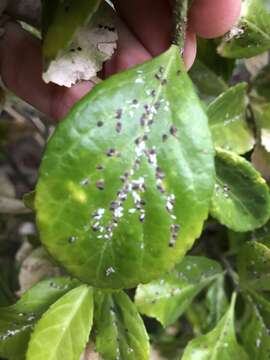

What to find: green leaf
left=189, top=60, right=228, bottom=104
left=206, top=275, right=229, bottom=330
left=27, top=285, right=93, bottom=360
left=135, top=256, right=222, bottom=327
left=241, top=295, right=270, bottom=359
left=197, top=38, right=235, bottom=81
left=94, top=290, right=149, bottom=360
left=238, top=241, right=270, bottom=291
left=0, top=277, right=79, bottom=360
left=42, top=0, right=102, bottom=65
left=218, top=0, right=270, bottom=59
left=211, top=148, right=270, bottom=232
left=207, top=83, right=255, bottom=155
left=35, top=45, right=215, bottom=289
left=182, top=293, right=249, bottom=360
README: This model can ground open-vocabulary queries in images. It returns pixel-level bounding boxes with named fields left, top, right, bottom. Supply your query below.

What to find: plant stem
left=172, top=0, right=190, bottom=54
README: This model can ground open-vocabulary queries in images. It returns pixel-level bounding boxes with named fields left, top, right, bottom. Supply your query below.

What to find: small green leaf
left=218, top=0, right=270, bottom=58
left=241, top=295, right=270, bottom=359
left=206, top=275, right=229, bottom=330
left=36, top=45, right=215, bottom=289
left=211, top=148, right=270, bottom=232
left=0, top=277, right=79, bottom=360
left=42, top=0, right=102, bottom=65
left=182, top=294, right=249, bottom=360
left=94, top=290, right=149, bottom=360
left=27, top=285, right=93, bottom=360
left=238, top=241, right=270, bottom=291
left=135, top=256, right=222, bottom=327
left=207, top=83, right=255, bottom=155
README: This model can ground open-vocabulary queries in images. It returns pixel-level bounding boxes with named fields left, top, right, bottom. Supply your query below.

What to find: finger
left=0, top=22, right=94, bottom=120
left=183, top=31, right=197, bottom=70
left=104, top=17, right=151, bottom=77
left=114, top=0, right=172, bottom=57
left=189, top=0, right=242, bottom=38
left=112, top=0, right=196, bottom=69
left=0, top=20, right=150, bottom=121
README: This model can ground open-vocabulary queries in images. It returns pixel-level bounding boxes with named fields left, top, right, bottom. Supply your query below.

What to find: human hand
left=0, top=0, right=241, bottom=120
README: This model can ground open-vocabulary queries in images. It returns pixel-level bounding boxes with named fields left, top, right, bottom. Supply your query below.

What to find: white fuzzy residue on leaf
left=43, top=3, right=118, bottom=87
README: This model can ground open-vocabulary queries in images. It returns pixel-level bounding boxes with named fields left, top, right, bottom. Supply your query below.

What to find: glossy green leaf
left=35, top=45, right=215, bottom=289
left=238, top=241, right=270, bottom=291
left=27, top=285, right=93, bottom=360
left=196, top=38, right=235, bottom=81
left=135, top=256, right=222, bottom=327
left=182, top=294, right=249, bottom=360
left=218, top=0, right=270, bottom=59
left=0, top=277, right=79, bottom=360
left=42, top=0, right=101, bottom=65
left=211, top=148, right=270, bottom=232
left=189, top=60, right=228, bottom=104
left=94, top=290, right=149, bottom=360
left=241, top=295, right=270, bottom=359
left=207, top=83, right=255, bottom=155
left=206, top=275, right=229, bottom=330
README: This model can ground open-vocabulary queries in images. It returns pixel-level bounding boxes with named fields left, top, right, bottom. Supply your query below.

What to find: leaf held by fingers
left=36, top=45, right=215, bottom=289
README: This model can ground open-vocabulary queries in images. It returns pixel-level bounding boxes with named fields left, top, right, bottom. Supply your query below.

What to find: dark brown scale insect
left=96, top=180, right=105, bottom=190
left=96, top=164, right=104, bottom=171
left=77, top=47, right=82, bottom=51
left=140, top=115, right=146, bottom=127
left=132, top=99, right=138, bottom=105
left=143, top=134, right=148, bottom=141
left=110, top=202, right=118, bottom=211
left=115, top=109, right=122, bottom=119
left=135, top=137, right=141, bottom=145
left=115, top=122, right=122, bottom=133
left=151, top=90, right=156, bottom=97
left=106, top=148, right=117, bottom=157
left=157, top=185, right=165, bottom=193
left=177, top=70, right=181, bottom=76
left=92, top=224, right=99, bottom=232
left=162, top=134, right=168, bottom=142
left=159, top=66, right=165, bottom=73
left=170, top=125, right=178, bottom=137
left=97, top=121, right=103, bottom=127
left=161, top=79, right=167, bottom=86
left=154, top=102, right=161, bottom=110
left=68, top=236, right=76, bottom=243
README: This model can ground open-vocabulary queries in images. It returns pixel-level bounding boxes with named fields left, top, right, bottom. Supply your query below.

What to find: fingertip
left=183, top=31, right=197, bottom=70
left=189, top=0, right=242, bottom=39
left=51, top=81, right=95, bottom=121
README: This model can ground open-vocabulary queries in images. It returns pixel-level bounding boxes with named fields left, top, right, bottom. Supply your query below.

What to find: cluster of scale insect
left=87, top=65, right=181, bottom=252
left=67, top=65, right=183, bottom=277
